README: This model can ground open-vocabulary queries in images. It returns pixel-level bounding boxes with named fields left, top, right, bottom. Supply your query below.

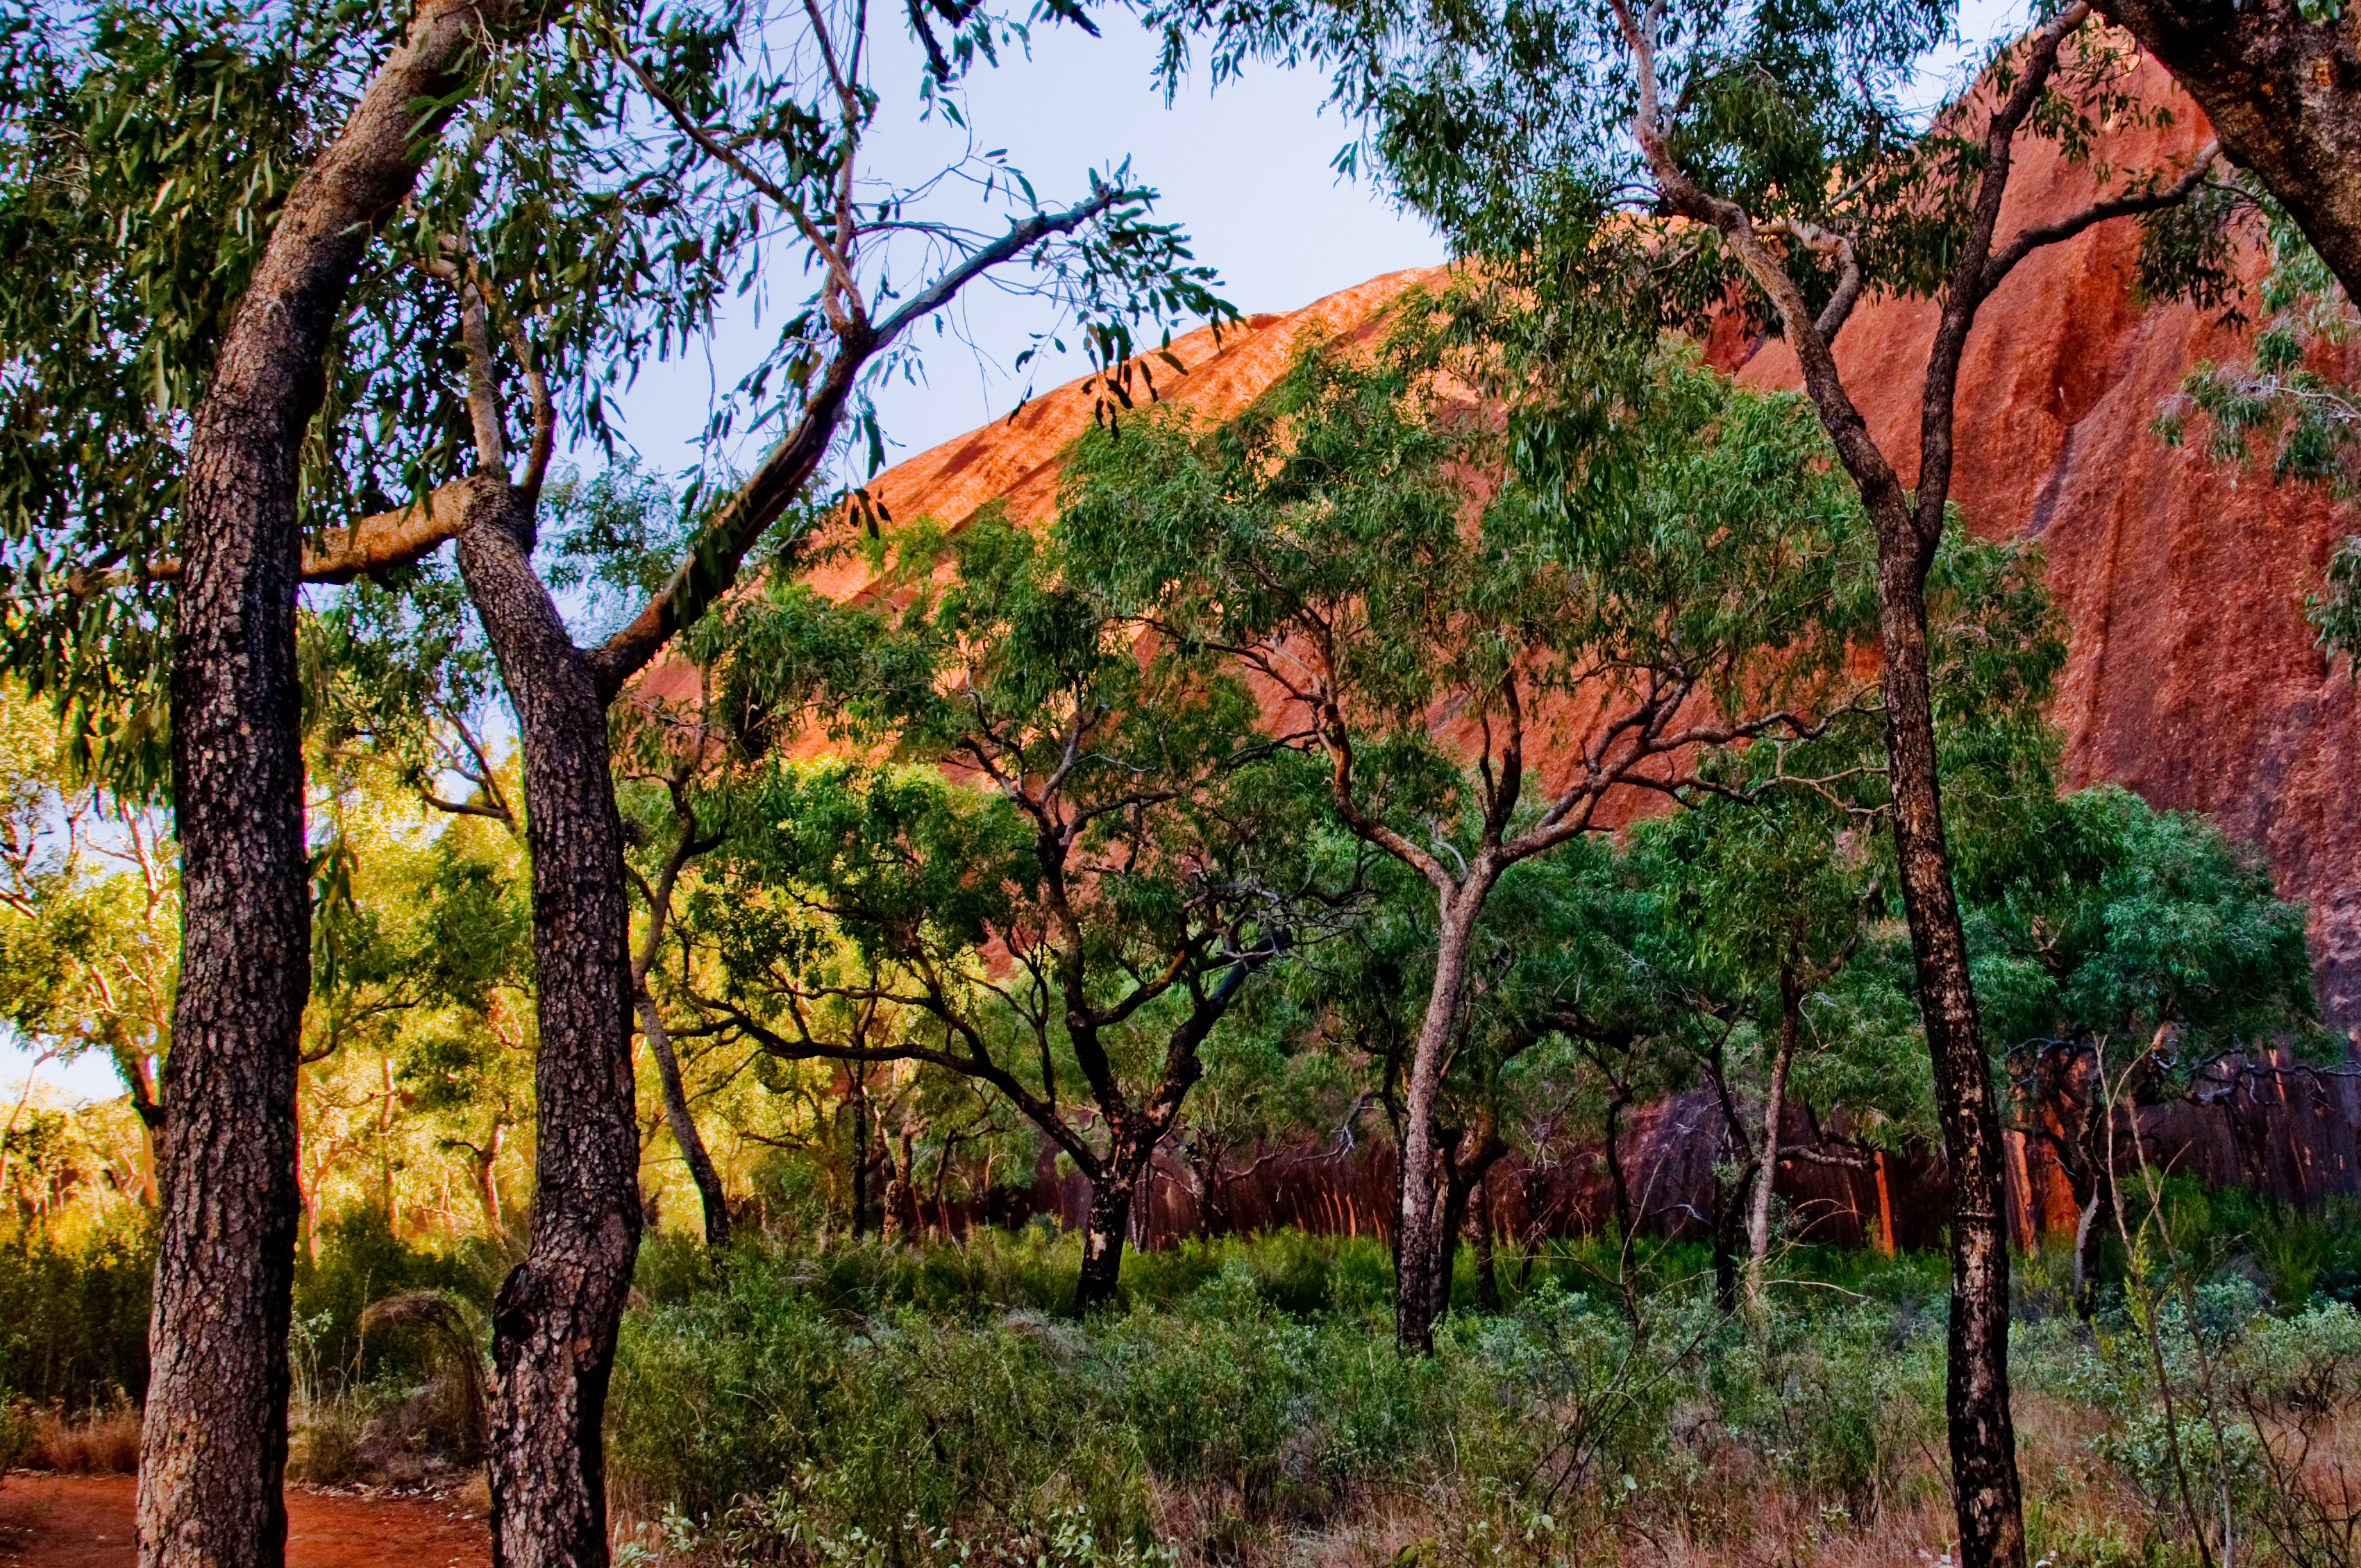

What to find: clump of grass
left=24, top=1390, right=140, bottom=1473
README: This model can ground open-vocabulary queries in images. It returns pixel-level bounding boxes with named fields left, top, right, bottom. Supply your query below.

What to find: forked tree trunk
left=144, top=11, right=521, bottom=1565
left=638, top=995, right=729, bottom=1250
left=457, top=481, right=642, bottom=1568
left=140, top=7, right=555, bottom=1566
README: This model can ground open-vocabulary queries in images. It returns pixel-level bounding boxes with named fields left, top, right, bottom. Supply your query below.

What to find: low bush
left=607, top=1217, right=2361, bottom=1567
left=24, top=1391, right=141, bottom=1473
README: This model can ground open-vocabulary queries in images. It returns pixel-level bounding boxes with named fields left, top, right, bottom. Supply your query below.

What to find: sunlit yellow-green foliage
left=637, top=757, right=1025, bottom=1238
left=0, top=683, right=174, bottom=1213
left=296, top=752, right=540, bottom=1249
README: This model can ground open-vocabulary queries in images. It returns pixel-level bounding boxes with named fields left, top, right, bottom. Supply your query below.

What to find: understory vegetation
left=601, top=1214, right=2361, bottom=1567
left=12, top=1190, right=2361, bottom=1567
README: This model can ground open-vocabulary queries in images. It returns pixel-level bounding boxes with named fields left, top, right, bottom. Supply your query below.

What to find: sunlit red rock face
left=1731, top=54, right=2361, bottom=1028
left=805, top=56, right=2361, bottom=1036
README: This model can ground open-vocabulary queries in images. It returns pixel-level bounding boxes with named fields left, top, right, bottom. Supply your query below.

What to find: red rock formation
left=801, top=57, right=2361, bottom=1036
left=681, top=56, right=2361, bottom=1238
left=1731, top=55, right=2361, bottom=1027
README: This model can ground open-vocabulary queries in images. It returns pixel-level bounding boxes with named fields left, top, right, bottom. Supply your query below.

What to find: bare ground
left=0, top=1473, right=489, bottom=1567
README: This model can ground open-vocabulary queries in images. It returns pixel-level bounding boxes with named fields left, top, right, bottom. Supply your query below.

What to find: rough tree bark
left=1874, top=449, right=2027, bottom=1568
left=140, top=6, right=545, bottom=1565
left=2094, top=2, right=2361, bottom=305
left=455, top=478, right=642, bottom=1568
left=1076, top=1169, right=1136, bottom=1312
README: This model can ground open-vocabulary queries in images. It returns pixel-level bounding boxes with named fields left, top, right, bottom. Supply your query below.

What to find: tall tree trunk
left=143, top=7, right=525, bottom=1561
left=1879, top=553, right=2024, bottom=1568
left=380, top=1056, right=401, bottom=1234
left=457, top=481, right=642, bottom=1568
left=140, top=7, right=555, bottom=1565
left=1711, top=1163, right=1747, bottom=1317
left=1745, top=998, right=1801, bottom=1310
left=1396, top=893, right=1481, bottom=1352
left=1075, top=1168, right=1132, bottom=1314
left=639, top=995, right=729, bottom=1250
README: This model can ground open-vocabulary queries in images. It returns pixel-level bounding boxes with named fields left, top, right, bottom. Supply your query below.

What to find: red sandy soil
left=0, top=1474, right=489, bottom=1567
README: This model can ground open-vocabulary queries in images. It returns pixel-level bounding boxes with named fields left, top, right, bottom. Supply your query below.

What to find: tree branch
left=1981, top=141, right=2221, bottom=296
left=586, top=187, right=1132, bottom=698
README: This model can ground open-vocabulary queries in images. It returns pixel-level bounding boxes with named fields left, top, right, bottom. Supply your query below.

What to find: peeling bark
left=1076, top=1172, right=1134, bottom=1313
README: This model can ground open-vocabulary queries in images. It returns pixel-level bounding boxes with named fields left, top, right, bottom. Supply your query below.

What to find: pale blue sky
left=606, top=0, right=2026, bottom=475
left=603, top=11, right=1452, bottom=475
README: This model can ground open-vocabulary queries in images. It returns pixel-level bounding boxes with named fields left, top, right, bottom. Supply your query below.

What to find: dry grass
left=25, top=1393, right=140, bottom=1474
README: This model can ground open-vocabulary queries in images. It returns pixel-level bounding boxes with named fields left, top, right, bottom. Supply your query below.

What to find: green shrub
left=0, top=1213, right=153, bottom=1409
left=290, top=1209, right=498, bottom=1401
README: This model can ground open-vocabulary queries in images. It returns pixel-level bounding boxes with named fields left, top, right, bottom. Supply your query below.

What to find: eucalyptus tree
left=0, top=3, right=585, bottom=1559
left=0, top=683, right=176, bottom=1203
left=5, top=1, right=1222, bottom=1560
left=1139, top=9, right=2225, bottom=1554
left=1061, top=316, right=1888, bottom=1350
left=1634, top=770, right=1894, bottom=1311
left=677, top=515, right=1330, bottom=1310
left=334, top=6, right=1222, bottom=1554
left=1635, top=515, right=2060, bottom=1313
